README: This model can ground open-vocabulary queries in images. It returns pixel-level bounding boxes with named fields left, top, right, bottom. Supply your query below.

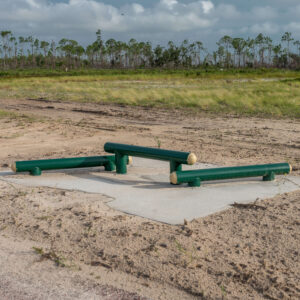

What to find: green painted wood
left=170, top=161, right=182, bottom=173
left=31, top=167, right=42, bottom=176
left=188, top=178, right=201, bottom=187
left=13, top=155, right=117, bottom=176
left=104, top=143, right=194, bottom=163
left=263, top=172, right=275, bottom=181
left=171, top=163, right=291, bottom=186
left=115, top=152, right=128, bottom=174
left=104, top=142, right=196, bottom=174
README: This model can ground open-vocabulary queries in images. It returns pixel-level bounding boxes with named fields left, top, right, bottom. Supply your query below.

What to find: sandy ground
left=0, top=98, right=300, bottom=299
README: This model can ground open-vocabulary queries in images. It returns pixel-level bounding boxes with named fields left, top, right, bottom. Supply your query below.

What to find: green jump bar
left=104, top=142, right=197, bottom=174
left=11, top=155, right=132, bottom=176
left=170, top=163, right=292, bottom=187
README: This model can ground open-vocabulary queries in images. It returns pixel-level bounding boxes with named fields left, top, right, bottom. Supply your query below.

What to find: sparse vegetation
left=33, top=246, right=66, bottom=267
left=0, top=109, right=42, bottom=123
left=0, top=73, right=299, bottom=118
left=0, top=109, right=15, bottom=118
left=154, top=136, right=162, bottom=148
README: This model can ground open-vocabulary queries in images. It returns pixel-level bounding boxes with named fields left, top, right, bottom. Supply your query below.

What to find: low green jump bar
left=104, top=142, right=197, bottom=174
left=11, top=155, right=131, bottom=176
left=170, top=163, right=292, bottom=187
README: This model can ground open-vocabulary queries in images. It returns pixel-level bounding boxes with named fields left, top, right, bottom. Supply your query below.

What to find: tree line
left=0, top=29, right=299, bottom=70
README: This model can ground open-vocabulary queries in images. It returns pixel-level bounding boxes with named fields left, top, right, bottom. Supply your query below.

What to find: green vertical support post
left=31, top=167, right=42, bottom=176
left=104, top=160, right=116, bottom=171
left=115, top=152, right=128, bottom=174
left=170, top=161, right=182, bottom=173
left=188, top=178, right=201, bottom=187
left=263, top=172, right=275, bottom=181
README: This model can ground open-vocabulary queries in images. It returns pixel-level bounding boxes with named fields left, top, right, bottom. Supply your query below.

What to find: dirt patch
left=1, top=181, right=299, bottom=299
left=0, top=234, right=150, bottom=300
left=0, top=98, right=300, bottom=299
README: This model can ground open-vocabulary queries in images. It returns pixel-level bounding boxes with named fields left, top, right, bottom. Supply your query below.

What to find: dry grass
left=0, top=109, right=16, bottom=119
left=0, top=109, right=42, bottom=123
left=0, top=75, right=299, bottom=118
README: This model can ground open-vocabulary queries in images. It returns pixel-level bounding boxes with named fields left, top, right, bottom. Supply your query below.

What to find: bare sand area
left=0, top=98, right=300, bottom=299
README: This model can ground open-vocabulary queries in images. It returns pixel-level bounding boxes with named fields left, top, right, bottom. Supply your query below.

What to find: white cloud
left=0, top=0, right=216, bottom=36
left=285, top=22, right=300, bottom=33
left=26, top=0, right=41, bottom=8
left=252, top=6, right=277, bottom=20
left=214, top=4, right=240, bottom=19
left=201, top=1, right=214, bottom=14
left=132, top=3, right=144, bottom=14
left=160, top=0, right=178, bottom=10
left=0, top=0, right=299, bottom=48
left=287, top=4, right=300, bottom=18
left=250, top=22, right=279, bottom=35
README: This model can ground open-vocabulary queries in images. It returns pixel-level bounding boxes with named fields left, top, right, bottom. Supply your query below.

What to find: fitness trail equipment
left=11, top=143, right=293, bottom=189
left=104, top=142, right=197, bottom=174
left=11, top=155, right=132, bottom=176
left=170, top=163, right=292, bottom=187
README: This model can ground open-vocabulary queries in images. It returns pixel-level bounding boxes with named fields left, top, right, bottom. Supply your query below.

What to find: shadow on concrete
left=4, top=167, right=289, bottom=192
left=73, top=173, right=143, bottom=186
left=1, top=168, right=267, bottom=190
left=132, top=177, right=264, bottom=190
left=73, top=173, right=178, bottom=190
left=0, top=167, right=108, bottom=178
left=70, top=170, right=267, bottom=190
left=0, top=171, right=15, bottom=177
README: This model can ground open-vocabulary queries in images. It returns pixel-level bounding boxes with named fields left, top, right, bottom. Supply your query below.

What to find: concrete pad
left=1, top=158, right=300, bottom=225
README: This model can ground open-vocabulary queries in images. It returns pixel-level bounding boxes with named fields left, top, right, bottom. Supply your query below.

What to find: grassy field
left=1, top=68, right=299, bottom=79
left=0, top=69, right=299, bottom=118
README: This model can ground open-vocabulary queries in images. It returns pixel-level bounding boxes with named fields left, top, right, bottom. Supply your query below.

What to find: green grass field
left=0, top=69, right=299, bottom=118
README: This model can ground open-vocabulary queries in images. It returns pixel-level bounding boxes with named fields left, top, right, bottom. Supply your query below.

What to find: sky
left=0, top=0, right=299, bottom=49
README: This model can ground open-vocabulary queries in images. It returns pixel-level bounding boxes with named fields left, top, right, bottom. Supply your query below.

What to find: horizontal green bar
left=12, top=155, right=116, bottom=173
left=104, top=142, right=196, bottom=165
left=171, top=163, right=292, bottom=185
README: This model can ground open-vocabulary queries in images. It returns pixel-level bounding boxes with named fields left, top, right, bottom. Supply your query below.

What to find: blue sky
left=0, top=0, right=299, bottom=49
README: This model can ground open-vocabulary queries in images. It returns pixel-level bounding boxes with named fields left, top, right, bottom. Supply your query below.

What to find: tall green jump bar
left=104, top=142, right=197, bottom=174
left=170, top=163, right=292, bottom=187
left=11, top=155, right=125, bottom=176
